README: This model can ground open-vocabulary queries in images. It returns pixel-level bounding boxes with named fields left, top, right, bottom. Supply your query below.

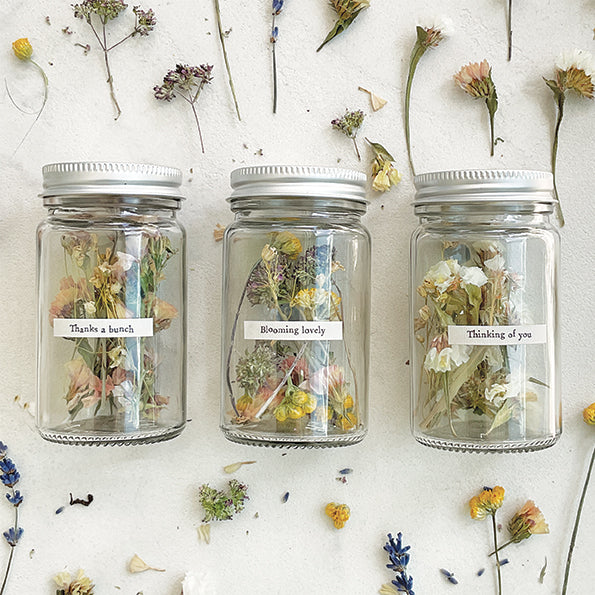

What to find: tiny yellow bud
left=12, top=38, right=33, bottom=61
left=583, top=402, right=595, bottom=426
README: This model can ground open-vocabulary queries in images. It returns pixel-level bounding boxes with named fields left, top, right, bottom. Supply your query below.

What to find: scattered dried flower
left=75, top=43, right=91, bottom=55
left=331, top=109, right=365, bottom=160
left=338, top=468, right=352, bottom=475
left=198, top=479, right=248, bottom=522
left=318, top=0, right=370, bottom=52
left=358, top=86, right=387, bottom=111
left=213, top=0, right=241, bottom=120
left=505, top=500, right=549, bottom=546
left=8, top=38, right=49, bottom=154
left=69, top=493, right=93, bottom=507
left=440, top=568, right=458, bottom=584
left=55, top=507, right=65, bottom=515
left=128, top=554, right=165, bottom=573
left=562, top=402, right=595, bottom=594
left=223, top=460, right=256, bottom=474
left=366, top=139, right=402, bottom=193
left=213, top=223, right=226, bottom=242
left=469, top=486, right=505, bottom=595
left=282, top=491, right=289, bottom=503
left=72, top=1, right=156, bottom=120
left=1, top=443, right=23, bottom=595
left=454, top=60, right=499, bottom=157
left=477, top=568, right=485, bottom=577
left=54, top=569, right=94, bottom=595
left=197, top=523, right=211, bottom=544
left=154, top=64, right=213, bottom=153
left=325, top=502, right=350, bottom=529
left=383, top=532, right=414, bottom=595
left=404, top=18, right=451, bottom=174
left=545, top=50, right=594, bottom=226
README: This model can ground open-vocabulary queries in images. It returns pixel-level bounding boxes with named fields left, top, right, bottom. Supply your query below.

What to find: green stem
left=551, top=93, right=565, bottom=227
left=492, top=513, right=503, bottom=595
left=0, top=547, right=14, bottom=595
left=272, top=13, right=278, bottom=114
left=213, top=0, right=241, bottom=120
left=562, top=443, right=595, bottom=595
left=404, top=43, right=426, bottom=176
left=101, top=22, right=121, bottom=120
left=489, top=538, right=515, bottom=557
left=487, top=100, right=495, bottom=157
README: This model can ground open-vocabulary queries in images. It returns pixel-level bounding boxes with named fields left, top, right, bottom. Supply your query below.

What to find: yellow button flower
left=469, top=486, right=505, bottom=520
left=583, top=402, right=595, bottom=425
left=325, top=502, right=350, bottom=529
left=12, top=38, right=33, bottom=61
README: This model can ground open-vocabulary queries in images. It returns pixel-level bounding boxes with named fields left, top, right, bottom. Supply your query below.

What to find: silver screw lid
left=229, top=165, right=368, bottom=212
left=414, top=170, right=555, bottom=205
left=41, top=162, right=184, bottom=201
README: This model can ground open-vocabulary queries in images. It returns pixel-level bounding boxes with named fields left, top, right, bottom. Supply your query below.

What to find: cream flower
left=556, top=49, right=595, bottom=77
left=484, top=254, right=506, bottom=271
left=181, top=570, right=216, bottom=595
left=424, top=344, right=472, bottom=373
left=420, top=15, right=454, bottom=38
left=424, top=259, right=460, bottom=293
left=83, top=301, right=96, bottom=317
left=460, top=265, right=488, bottom=288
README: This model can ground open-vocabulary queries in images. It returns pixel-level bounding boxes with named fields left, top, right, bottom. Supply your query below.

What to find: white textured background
left=1, top=0, right=594, bottom=594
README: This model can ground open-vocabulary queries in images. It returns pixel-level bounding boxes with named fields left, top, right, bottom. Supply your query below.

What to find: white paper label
left=244, top=321, right=343, bottom=341
left=54, top=318, right=154, bottom=338
left=448, top=325, right=547, bottom=346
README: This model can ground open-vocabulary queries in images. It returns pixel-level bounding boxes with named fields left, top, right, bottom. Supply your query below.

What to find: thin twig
left=213, top=0, right=241, bottom=120
left=492, top=513, right=503, bottom=595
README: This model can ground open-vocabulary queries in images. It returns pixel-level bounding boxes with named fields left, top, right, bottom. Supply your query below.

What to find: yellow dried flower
left=469, top=486, right=505, bottom=520
left=271, top=231, right=302, bottom=258
left=583, top=402, right=595, bottom=425
left=12, top=37, right=33, bottom=61
left=325, top=502, right=350, bottom=529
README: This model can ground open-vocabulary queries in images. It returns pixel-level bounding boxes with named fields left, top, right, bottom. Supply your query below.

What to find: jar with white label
left=37, top=162, right=186, bottom=445
left=221, top=166, right=371, bottom=447
left=411, top=170, right=560, bottom=452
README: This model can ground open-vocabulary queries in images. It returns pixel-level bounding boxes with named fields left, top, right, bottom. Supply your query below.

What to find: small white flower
left=556, top=49, right=594, bottom=76
left=424, top=344, right=472, bottom=373
left=420, top=15, right=454, bottom=37
left=460, top=265, right=488, bottom=288
left=485, top=383, right=508, bottom=403
left=484, top=254, right=506, bottom=272
left=83, top=301, right=96, bottom=317
left=425, top=259, right=460, bottom=293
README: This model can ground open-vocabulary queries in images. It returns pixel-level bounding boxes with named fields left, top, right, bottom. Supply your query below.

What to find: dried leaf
left=359, top=86, right=387, bottom=111
left=486, top=400, right=517, bottom=435
left=128, top=554, right=165, bottom=573
left=213, top=223, right=226, bottom=242
left=197, top=524, right=211, bottom=545
left=223, top=460, right=256, bottom=474
left=539, top=557, right=547, bottom=583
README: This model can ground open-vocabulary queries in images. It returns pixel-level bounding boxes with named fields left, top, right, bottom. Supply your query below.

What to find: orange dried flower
left=325, top=502, right=350, bottom=529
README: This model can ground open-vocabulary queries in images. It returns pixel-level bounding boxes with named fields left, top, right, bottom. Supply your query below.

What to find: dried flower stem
left=404, top=42, right=425, bottom=176
left=8, top=59, right=49, bottom=155
left=272, top=36, right=278, bottom=113
left=562, top=444, right=595, bottom=595
left=507, top=0, right=513, bottom=61
left=213, top=0, right=241, bottom=120
left=491, top=513, right=503, bottom=595
left=551, top=91, right=565, bottom=226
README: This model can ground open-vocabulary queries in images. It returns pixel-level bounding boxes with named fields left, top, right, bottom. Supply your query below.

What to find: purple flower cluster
left=73, top=0, right=128, bottom=22
left=154, top=64, right=214, bottom=102
left=132, top=5, right=156, bottom=35
left=1, top=441, right=23, bottom=552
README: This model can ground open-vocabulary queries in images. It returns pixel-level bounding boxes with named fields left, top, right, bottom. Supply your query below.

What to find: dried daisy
left=544, top=49, right=594, bottom=227
left=317, top=0, right=370, bottom=52
left=454, top=59, right=499, bottom=157
left=128, top=554, right=165, bottom=573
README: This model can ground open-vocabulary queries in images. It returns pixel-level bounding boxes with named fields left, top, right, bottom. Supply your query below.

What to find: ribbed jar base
left=222, top=427, right=366, bottom=449
left=38, top=424, right=184, bottom=446
left=414, top=433, right=560, bottom=453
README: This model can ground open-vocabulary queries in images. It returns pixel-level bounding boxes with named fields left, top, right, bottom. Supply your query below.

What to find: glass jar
left=411, top=170, right=560, bottom=452
left=221, top=165, right=371, bottom=448
left=37, top=162, right=186, bottom=445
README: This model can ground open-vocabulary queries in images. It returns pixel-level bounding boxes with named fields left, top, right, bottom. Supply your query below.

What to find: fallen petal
left=128, top=554, right=165, bottom=573
left=223, top=461, right=256, bottom=474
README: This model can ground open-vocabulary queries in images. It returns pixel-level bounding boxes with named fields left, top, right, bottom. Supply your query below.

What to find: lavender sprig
left=72, top=1, right=156, bottom=120
left=384, top=532, right=414, bottom=595
left=270, top=0, right=284, bottom=113
left=154, top=64, right=214, bottom=153
left=0, top=443, right=23, bottom=595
